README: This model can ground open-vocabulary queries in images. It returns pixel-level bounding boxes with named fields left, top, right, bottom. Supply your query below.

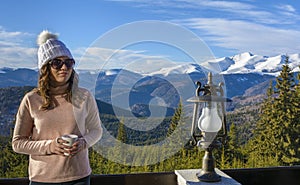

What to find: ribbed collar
left=49, top=83, right=69, bottom=95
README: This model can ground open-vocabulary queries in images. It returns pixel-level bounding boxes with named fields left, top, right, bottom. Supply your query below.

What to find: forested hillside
left=0, top=86, right=35, bottom=136
left=1, top=58, right=300, bottom=178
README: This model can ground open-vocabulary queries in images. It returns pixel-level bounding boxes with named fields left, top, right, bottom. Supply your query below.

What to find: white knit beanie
left=37, top=30, right=73, bottom=69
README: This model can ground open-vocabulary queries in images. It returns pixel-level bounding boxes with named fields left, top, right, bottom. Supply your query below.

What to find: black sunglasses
left=49, top=58, right=75, bottom=70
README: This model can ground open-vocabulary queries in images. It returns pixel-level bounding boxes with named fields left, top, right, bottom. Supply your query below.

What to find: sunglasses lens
left=50, top=59, right=75, bottom=69
left=64, top=59, right=75, bottom=68
left=51, top=59, right=62, bottom=69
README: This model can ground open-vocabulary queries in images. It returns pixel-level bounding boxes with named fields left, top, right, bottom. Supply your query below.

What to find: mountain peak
left=145, top=52, right=300, bottom=76
left=217, top=53, right=300, bottom=75
left=233, top=52, right=254, bottom=59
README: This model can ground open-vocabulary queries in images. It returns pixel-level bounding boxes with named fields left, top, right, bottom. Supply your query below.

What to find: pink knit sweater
left=12, top=86, right=102, bottom=183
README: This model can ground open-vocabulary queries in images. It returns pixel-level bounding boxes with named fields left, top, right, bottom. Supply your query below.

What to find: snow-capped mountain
left=124, top=52, right=300, bottom=77
left=90, top=52, right=298, bottom=100
left=201, top=52, right=300, bottom=76
left=0, top=52, right=299, bottom=99
left=1, top=52, right=299, bottom=77
left=146, top=63, right=204, bottom=76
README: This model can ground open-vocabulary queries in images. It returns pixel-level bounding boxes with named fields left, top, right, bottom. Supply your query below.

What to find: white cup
left=61, top=134, right=78, bottom=156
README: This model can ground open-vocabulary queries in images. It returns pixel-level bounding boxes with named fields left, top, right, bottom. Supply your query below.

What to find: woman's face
left=49, top=56, right=74, bottom=86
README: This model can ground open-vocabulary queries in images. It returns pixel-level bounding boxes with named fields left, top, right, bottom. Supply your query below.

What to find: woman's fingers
left=69, top=139, right=86, bottom=156
left=51, top=137, right=86, bottom=156
left=51, top=138, right=70, bottom=156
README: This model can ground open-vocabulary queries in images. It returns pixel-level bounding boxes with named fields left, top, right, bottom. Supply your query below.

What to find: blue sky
left=1, top=0, right=300, bottom=69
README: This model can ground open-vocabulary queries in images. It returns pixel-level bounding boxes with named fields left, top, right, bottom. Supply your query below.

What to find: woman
left=12, top=30, right=103, bottom=185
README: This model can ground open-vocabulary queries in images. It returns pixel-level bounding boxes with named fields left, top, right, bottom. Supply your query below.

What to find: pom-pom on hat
left=37, top=30, right=73, bottom=69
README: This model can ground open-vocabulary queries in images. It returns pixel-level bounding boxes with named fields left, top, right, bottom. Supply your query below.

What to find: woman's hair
left=35, top=63, right=79, bottom=110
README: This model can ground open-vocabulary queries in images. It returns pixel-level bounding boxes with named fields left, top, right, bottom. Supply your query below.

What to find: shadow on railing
left=0, top=166, right=299, bottom=185
left=224, top=166, right=300, bottom=185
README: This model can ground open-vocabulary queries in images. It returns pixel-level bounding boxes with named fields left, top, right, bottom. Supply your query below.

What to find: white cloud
left=108, top=0, right=300, bottom=58
left=76, top=47, right=155, bottom=70
left=276, top=4, right=296, bottom=13
left=109, top=0, right=298, bottom=24
left=180, top=18, right=300, bottom=56
left=2, top=1, right=300, bottom=69
left=75, top=46, right=184, bottom=73
left=0, top=46, right=37, bottom=68
left=0, top=27, right=32, bottom=44
left=192, top=0, right=255, bottom=10
left=0, top=28, right=37, bottom=68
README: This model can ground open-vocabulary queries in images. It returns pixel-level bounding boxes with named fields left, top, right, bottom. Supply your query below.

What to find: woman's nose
left=60, top=63, right=68, bottom=70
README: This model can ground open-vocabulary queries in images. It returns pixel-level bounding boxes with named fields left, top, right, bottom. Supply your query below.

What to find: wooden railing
left=0, top=166, right=299, bottom=185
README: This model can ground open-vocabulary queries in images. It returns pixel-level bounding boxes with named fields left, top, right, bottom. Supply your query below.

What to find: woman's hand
left=49, top=138, right=68, bottom=156
left=68, top=138, right=86, bottom=156
left=50, top=137, right=86, bottom=156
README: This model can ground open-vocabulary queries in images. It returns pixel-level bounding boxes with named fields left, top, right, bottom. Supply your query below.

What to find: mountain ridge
left=0, top=52, right=298, bottom=101
left=201, top=52, right=300, bottom=75
left=1, top=52, right=299, bottom=76
left=1, top=52, right=298, bottom=137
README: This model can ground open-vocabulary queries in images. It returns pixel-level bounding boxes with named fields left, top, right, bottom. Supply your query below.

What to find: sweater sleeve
left=83, top=91, right=103, bottom=147
left=12, top=94, right=52, bottom=155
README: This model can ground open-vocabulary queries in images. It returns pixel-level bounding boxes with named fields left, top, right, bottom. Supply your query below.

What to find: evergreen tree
left=218, top=123, right=245, bottom=169
left=167, top=100, right=183, bottom=137
left=2, top=140, right=28, bottom=177
left=272, top=56, right=299, bottom=165
left=115, top=118, right=127, bottom=165
left=247, top=56, right=300, bottom=166
left=89, top=148, right=106, bottom=174
left=117, top=118, right=127, bottom=144
left=286, top=66, right=300, bottom=164
left=247, top=81, right=278, bottom=167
